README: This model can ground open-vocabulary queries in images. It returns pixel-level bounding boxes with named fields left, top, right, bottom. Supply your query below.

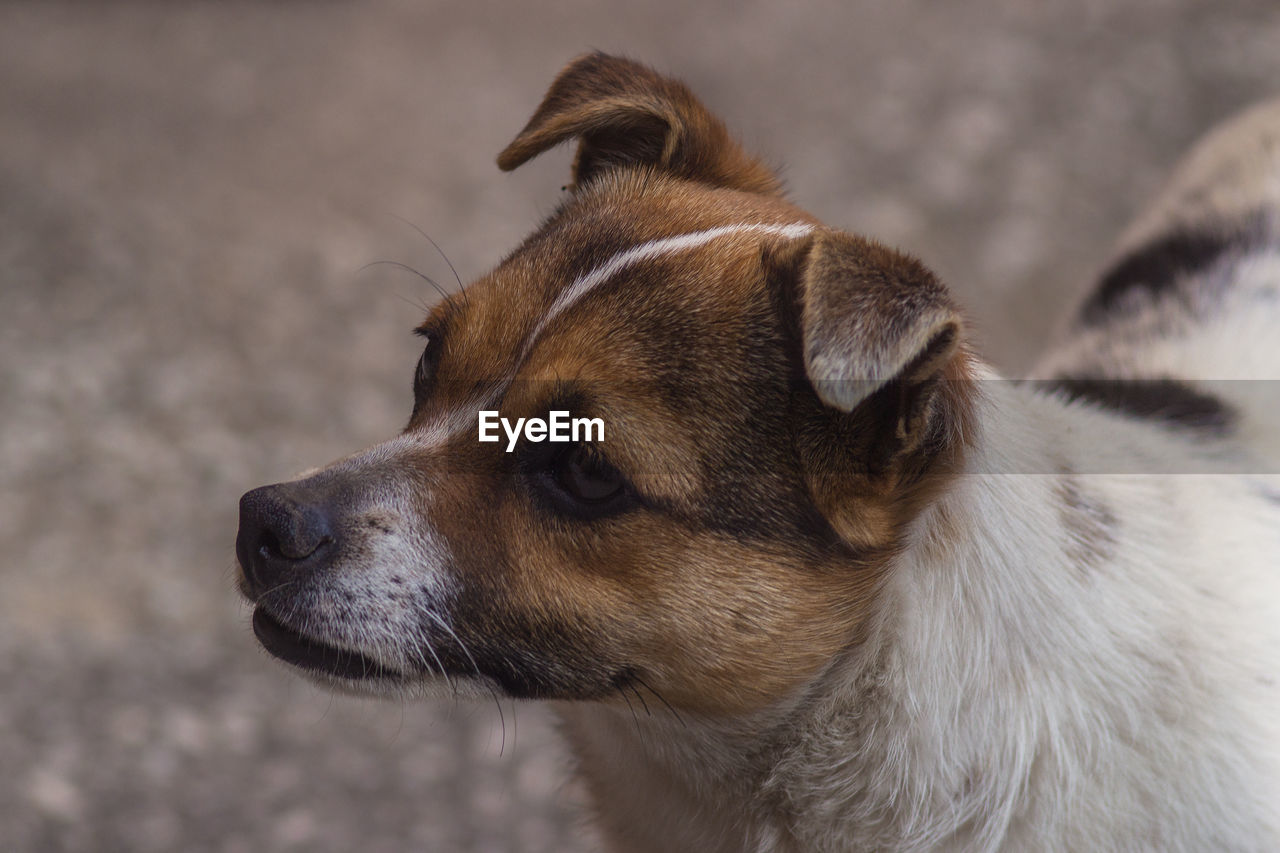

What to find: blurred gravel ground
left=2, top=0, right=1279, bottom=850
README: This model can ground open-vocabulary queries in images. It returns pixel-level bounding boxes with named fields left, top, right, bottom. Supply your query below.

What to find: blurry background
left=2, top=0, right=1279, bottom=850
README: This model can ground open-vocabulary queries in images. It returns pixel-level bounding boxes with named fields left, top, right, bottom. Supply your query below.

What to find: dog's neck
left=560, top=365, right=1232, bottom=851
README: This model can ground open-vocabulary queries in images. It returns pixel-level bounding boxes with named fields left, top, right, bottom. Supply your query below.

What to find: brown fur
left=498, top=52, right=783, bottom=196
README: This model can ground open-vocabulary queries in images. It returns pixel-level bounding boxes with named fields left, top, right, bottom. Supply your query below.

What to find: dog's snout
left=236, top=484, right=335, bottom=595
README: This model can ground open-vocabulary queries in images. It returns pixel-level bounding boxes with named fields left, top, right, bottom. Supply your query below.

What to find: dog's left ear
left=497, top=52, right=782, bottom=195
left=776, top=230, right=973, bottom=544
left=794, top=230, right=963, bottom=416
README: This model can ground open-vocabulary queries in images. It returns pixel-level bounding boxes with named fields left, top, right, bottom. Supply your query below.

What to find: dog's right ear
left=496, top=52, right=782, bottom=195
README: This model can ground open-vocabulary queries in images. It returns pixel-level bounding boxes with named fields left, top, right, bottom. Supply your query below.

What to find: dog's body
left=236, top=55, right=1280, bottom=851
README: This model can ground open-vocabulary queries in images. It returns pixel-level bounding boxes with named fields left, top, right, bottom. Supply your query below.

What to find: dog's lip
left=251, top=607, right=402, bottom=681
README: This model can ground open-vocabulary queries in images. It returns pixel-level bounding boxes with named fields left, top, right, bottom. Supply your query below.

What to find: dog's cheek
left=633, top=554, right=876, bottom=715
left=539, top=526, right=880, bottom=715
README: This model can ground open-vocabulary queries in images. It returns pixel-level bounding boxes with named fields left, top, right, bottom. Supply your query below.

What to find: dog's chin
left=252, top=607, right=404, bottom=683
left=249, top=607, right=496, bottom=700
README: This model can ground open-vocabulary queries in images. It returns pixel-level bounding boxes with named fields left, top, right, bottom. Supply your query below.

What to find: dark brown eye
left=524, top=442, right=633, bottom=519
left=555, top=444, right=625, bottom=504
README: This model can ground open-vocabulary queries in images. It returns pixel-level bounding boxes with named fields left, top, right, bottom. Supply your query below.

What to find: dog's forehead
left=439, top=178, right=818, bottom=378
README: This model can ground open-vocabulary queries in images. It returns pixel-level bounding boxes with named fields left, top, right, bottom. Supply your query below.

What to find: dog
left=235, top=53, right=1280, bottom=851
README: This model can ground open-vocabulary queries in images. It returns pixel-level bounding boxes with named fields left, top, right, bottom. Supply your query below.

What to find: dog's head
left=236, top=53, right=974, bottom=716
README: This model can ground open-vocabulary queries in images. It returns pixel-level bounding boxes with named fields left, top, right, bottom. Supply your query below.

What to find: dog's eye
left=412, top=332, right=442, bottom=401
left=528, top=443, right=633, bottom=519
left=556, top=444, right=625, bottom=503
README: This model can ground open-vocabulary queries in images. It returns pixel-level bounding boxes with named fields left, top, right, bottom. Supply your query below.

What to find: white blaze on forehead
left=530, top=221, right=816, bottom=345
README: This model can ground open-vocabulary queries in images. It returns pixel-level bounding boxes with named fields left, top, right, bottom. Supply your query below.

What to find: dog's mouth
left=251, top=607, right=401, bottom=681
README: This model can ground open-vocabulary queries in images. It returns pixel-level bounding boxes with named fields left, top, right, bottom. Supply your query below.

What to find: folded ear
left=797, top=231, right=963, bottom=415
left=776, top=230, right=973, bottom=540
left=496, top=52, right=782, bottom=195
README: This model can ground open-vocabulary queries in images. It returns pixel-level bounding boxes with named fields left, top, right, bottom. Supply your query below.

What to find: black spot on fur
left=1055, top=473, right=1118, bottom=578
left=1078, top=215, right=1264, bottom=325
left=1044, top=377, right=1235, bottom=435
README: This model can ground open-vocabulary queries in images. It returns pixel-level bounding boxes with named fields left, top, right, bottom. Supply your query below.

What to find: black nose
left=236, top=483, right=335, bottom=596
